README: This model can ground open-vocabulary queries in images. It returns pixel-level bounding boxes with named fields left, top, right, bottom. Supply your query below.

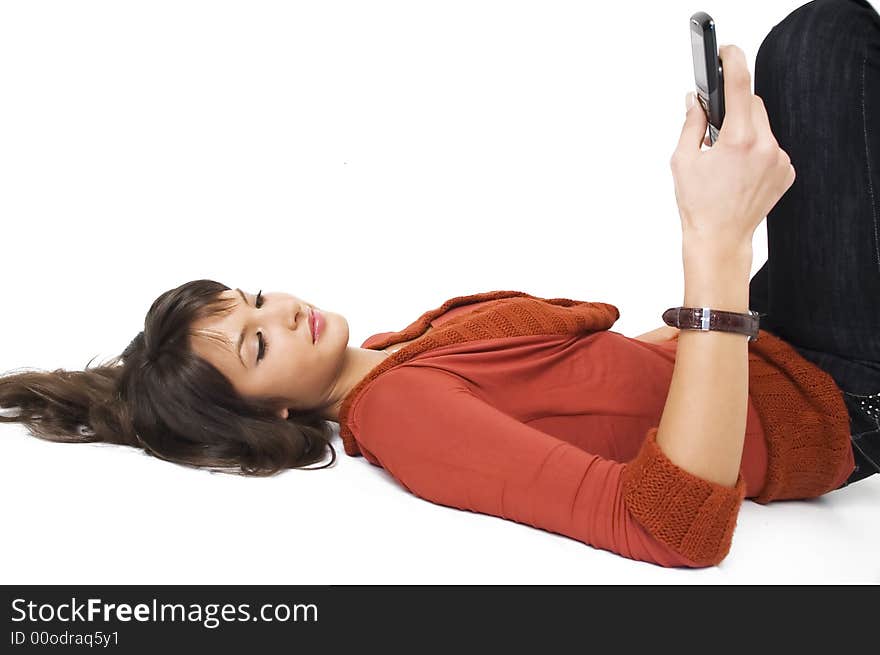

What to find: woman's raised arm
left=655, top=44, right=796, bottom=487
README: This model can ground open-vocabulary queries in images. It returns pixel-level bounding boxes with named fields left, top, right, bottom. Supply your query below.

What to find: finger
left=750, top=93, right=778, bottom=147
left=674, top=91, right=709, bottom=159
left=718, top=45, right=755, bottom=143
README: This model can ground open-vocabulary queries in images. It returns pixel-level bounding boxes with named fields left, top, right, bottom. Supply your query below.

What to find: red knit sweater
left=337, top=290, right=855, bottom=567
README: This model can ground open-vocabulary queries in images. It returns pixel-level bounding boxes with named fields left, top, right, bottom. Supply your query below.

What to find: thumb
left=674, top=91, right=708, bottom=157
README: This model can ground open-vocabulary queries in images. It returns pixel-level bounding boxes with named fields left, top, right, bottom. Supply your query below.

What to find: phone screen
left=691, top=30, right=708, bottom=92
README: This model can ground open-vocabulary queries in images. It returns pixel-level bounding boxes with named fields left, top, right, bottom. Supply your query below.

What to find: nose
left=293, top=304, right=308, bottom=333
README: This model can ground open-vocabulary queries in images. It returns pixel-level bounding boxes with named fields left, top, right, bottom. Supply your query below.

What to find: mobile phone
left=690, top=11, right=725, bottom=145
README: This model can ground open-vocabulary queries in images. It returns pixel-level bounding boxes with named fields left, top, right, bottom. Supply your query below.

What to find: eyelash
left=255, top=290, right=269, bottom=362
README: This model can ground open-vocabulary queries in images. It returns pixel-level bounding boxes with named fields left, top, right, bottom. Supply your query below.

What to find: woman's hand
left=669, top=44, right=796, bottom=250
left=632, top=325, right=680, bottom=344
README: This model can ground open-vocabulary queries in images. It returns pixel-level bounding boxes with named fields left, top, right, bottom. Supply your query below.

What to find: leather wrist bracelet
left=662, top=306, right=761, bottom=342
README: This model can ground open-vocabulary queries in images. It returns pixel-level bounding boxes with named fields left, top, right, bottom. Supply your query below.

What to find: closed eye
left=255, top=290, right=269, bottom=362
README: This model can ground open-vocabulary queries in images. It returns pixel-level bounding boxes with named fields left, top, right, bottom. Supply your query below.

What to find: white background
left=1, top=0, right=878, bottom=584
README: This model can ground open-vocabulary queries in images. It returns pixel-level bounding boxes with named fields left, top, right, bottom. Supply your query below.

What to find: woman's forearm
left=654, top=238, right=754, bottom=487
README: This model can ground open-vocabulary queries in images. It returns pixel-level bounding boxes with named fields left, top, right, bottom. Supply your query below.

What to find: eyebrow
left=235, top=288, right=249, bottom=369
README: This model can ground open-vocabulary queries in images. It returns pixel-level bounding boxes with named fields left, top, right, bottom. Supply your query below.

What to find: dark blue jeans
left=747, top=0, right=880, bottom=487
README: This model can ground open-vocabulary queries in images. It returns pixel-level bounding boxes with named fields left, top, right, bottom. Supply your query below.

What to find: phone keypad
left=708, top=124, right=720, bottom=144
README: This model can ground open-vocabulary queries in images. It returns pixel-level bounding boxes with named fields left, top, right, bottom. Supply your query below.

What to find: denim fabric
left=746, top=0, right=880, bottom=486
left=841, top=390, right=880, bottom=484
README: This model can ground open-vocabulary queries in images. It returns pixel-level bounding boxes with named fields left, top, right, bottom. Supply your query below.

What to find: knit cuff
left=621, top=427, right=748, bottom=568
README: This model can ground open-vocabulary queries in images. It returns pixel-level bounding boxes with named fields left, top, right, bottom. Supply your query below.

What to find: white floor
left=1, top=421, right=877, bottom=584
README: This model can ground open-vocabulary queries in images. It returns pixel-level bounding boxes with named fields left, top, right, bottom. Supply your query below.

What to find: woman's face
left=189, top=288, right=349, bottom=417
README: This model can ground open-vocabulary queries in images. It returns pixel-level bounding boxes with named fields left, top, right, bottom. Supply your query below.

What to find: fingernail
left=685, top=92, right=696, bottom=111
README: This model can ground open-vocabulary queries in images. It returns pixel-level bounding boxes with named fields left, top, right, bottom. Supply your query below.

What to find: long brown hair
left=0, top=279, right=337, bottom=474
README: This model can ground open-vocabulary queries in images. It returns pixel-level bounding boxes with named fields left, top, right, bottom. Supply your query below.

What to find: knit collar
left=337, top=289, right=621, bottom=456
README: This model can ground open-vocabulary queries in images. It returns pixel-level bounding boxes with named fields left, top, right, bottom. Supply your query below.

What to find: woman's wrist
left=682, top=230, right=753, bottom=264
left=681, top=235, right=753, bottom=312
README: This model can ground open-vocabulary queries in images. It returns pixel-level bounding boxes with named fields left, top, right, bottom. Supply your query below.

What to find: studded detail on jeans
left=839, top=390, right=880, bottom=487
left=850, top=390, right=880, bottom=420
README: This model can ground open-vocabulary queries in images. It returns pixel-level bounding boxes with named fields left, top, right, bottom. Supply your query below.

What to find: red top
left=338, top=291, right=855, bottom=568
